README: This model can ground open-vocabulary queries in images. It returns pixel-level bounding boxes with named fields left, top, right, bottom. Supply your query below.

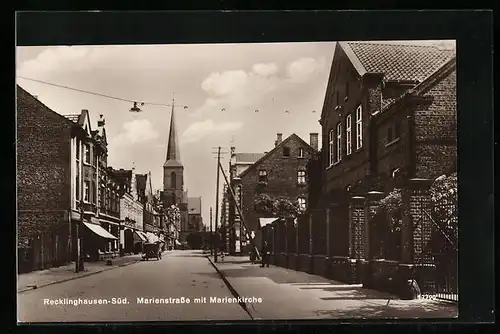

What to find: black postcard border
left=12, top=10, right=495, bottom=330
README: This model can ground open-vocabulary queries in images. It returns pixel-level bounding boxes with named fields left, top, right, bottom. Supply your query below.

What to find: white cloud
left=286, top=57, right=326, bottom=83
left=109, top=119, right=159, bottom=147
left=201, top=70, right=248, bottom=97
left=17, top=46, right=103, bottom=76
left=182, top=119, right=243, bottom=143
left=252, top=63, right=278, bottom=76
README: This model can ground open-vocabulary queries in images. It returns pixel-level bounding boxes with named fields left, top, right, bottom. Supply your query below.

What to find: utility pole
left=76, top=143, right=85, bottom=273
left=210, top=207, right=213, bottom=255
left=214, top=146, right=221, bottom=263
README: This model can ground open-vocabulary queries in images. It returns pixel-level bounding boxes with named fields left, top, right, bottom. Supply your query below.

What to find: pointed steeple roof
left=164, top=104, right=182, bottom=167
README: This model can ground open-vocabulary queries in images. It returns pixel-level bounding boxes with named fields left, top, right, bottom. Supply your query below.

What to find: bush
left=430, top=173, right=458, bottom=235
left=253, top=194, right=304, bottom=220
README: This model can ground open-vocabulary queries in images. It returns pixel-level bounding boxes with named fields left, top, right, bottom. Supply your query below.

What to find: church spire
left=164, top=101, right=182, bottom=167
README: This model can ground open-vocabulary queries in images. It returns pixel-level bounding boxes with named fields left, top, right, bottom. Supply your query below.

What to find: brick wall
left=17, top=86, right=73, bottom=271
left=240, top=135, right=315, bottom=244
left=322, top=45, right=373, bottom=194
left=414, top=68, right=457, bottom=178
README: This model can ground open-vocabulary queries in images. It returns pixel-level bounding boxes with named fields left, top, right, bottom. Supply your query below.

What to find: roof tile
left=346, top=42, right=455, bottom=82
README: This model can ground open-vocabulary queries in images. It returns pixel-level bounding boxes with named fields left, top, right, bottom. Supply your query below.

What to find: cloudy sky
left=16, top=42, right=335, bottom=225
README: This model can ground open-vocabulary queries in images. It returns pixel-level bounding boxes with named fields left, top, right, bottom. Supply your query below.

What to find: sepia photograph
left=16, top=38, right=459, bottom=322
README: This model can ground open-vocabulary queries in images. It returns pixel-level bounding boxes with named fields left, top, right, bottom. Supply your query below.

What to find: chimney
left=275, top=133, right=283, bottom=146
left=97, top=114, right=105, bottom=127
left=310, top=133, right=319, bottom=151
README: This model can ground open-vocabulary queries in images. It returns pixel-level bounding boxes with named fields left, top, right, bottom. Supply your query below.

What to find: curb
left=206, top=256, right=255, bottom=320
left=18, top=260, right=140, bottom=294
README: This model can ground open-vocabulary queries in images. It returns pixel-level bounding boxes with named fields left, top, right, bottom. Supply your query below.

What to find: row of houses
left=221, top=41, right=457, bottom=300
left=16, top=86, right=181, bottom=274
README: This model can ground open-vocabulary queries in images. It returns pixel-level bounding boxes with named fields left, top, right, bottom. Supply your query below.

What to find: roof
left=381, top=55, right=457, bottom=113
left=235, top=153, right=265, bottom=163
left=17, top=85, right=77, bottom=128
left=239, top=133, right=316, bottom=178
left=188, top=197, right=202, bottom=214
left=340, top=42, right=456, bottom=82
left=164, top=105, right=182, bottom=167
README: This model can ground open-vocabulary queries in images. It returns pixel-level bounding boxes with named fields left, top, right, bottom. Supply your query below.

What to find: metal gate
left=414, top=200, right=458, bottom=302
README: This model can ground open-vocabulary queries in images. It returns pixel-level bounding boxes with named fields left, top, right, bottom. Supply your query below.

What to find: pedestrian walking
left=261, top=241, right=270, bottom=268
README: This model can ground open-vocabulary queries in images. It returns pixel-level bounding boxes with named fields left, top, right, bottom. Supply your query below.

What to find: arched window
left=171, top=172, right=176, bottom=189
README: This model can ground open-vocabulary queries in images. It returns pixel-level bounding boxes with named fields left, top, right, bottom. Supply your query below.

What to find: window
left=75, top=160, right=80, bottom=201
left=84, top=181, right=90, bottom=202
left=346, top=114, right=352, bottom=155
left=258, top=170, right=267, bottom=183
left=298, top=147, right=304, bottom=158
left=328, top=129, right=334, bottom=166
left=92, top=181, right=96, bottom=204
left=76, top=139, right=80, bottom=160
left=298, top=170, right=306, bottom=185
left=84, top=144, right=91, bottom=164
left=298, top=197, right=306, bottom=211
left=356, top=105, right=363, bottom=149
left=171, top=172, right=176, bottom=189
left=283, top=147, right=290, bottom=157
left=336, top=122, right=342, bottom=162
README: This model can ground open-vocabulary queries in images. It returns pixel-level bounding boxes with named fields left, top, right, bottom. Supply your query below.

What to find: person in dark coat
left=261, top=241, right=270, bottom=267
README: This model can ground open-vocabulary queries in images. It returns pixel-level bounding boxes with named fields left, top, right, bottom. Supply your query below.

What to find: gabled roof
left=17, top=85, right=77, bottom=127
left=381, top=55, right=457, bottom=113
left=339, top=41, right=456, bottom=82
left=239, top=133, right=316, bottom=178
left=234, top=153, right=265, bottom=164
left=188, top=197, right=202, bottom=215
left=62, top=109, right=92, bottom=136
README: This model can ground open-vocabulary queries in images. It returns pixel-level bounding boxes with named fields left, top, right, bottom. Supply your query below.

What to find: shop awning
left=175, top=240, right=181, bottom=246
left=83, top=222, right=118, bottom=240
left=134, top=230, right=147, bottom=242
left=259, top=217, right=279, bottom=228
left=145, top=232, right=159, bottom=243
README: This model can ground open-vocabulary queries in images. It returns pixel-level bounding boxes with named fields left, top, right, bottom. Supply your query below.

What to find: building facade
left=315, top=41, right=457, bottom=285
left=17, top=86, right=73, bottom=273
left=232, top=133, right=318, bottom=254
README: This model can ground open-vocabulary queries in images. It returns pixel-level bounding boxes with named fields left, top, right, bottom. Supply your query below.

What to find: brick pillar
left=402, top=178, right=433, bottom=263
left=349, top=196, right=366, bottom=259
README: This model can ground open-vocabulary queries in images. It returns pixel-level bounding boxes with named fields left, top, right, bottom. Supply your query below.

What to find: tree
left=253, top=193, right=304, bottom=220
left=430, top=173, right=458, bottom=237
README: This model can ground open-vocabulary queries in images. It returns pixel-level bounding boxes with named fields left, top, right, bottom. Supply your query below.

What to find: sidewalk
left=208, top=255, right=458, bottom=320
left=18, top=253, right=143, bottom=293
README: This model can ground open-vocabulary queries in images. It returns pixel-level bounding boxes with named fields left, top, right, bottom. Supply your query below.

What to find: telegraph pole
left=210, top=207, right=213, bottom=255
left=76, top=146, right=85, bottom=273
left=214, top=146, right=221, bottom=262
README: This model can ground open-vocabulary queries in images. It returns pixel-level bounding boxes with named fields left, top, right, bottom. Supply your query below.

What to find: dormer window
left=283, top=147, right=290, bottom=157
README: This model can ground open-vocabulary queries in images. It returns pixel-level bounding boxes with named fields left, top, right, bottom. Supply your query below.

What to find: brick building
left=62, top=110, right=119, bottom=263
left=17, top=85, right=73, bottom=273
left=226, top=150, right=265, bottom=254
left=313, top=41, right=456, bottom=287
left=231, top=133, right=318, bottom=254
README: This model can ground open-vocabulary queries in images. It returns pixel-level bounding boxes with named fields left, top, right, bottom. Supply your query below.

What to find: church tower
left=163, top=103, right=184, bottom=206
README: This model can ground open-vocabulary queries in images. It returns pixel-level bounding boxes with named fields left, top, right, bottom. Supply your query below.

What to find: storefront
left=82, top=219, right=118, bottom=261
